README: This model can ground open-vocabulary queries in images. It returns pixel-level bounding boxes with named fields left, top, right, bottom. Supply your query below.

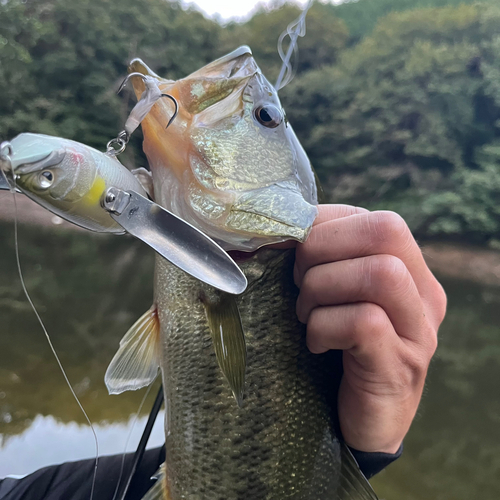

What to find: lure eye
left=254, top=105, right=282, bottom=128
left=38, top=170, right=54, bottom=189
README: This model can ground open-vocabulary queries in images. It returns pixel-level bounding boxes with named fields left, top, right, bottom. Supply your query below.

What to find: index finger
left=313, top=204, right=369, bottom=225
left=295, top=207, right=442, bottom=326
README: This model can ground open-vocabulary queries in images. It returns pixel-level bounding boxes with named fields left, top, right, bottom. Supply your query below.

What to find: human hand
left=294, top=205, right=446, bottom=454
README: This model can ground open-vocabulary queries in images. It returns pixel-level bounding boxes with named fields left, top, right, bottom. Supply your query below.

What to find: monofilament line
left=275, top=0, right=313, bottom=91
left=11, top=186, right=99, bottom=500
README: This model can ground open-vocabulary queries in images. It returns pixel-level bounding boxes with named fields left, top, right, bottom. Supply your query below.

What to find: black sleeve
left=349, top=443, right=403, bottom=479
left=0, top=446, right=165, bottom=500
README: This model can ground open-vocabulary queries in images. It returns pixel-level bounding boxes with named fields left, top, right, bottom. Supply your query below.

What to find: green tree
left=284, top=3, right=500, bottom=241
left=331, top=0, right=498, bottom=41
left=0, top=0, right=222, bottom=165
left=221, top=1, right=349, bottom=83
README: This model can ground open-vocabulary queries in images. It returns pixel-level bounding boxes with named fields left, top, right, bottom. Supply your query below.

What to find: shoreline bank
left=2, top=191, right=500, bottom=287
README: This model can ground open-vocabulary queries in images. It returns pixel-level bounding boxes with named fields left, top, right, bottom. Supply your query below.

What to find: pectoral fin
left=132, top=167, right=155, bottom=199
left=105, top=306, right=160, bottom=395
left=203, top=293, right=246, bottom=407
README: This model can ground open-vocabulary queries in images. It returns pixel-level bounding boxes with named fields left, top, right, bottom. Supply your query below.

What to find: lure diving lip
left=102, top=187, right=248, bottom=295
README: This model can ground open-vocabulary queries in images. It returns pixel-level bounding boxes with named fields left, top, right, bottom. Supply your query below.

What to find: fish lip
left=228, top=240, right=298, bottom=263
left=227, top=249, right=259, bottom=263
left=226, top=185, right=318, bottom=246
left=208, top=46, right=252, bottom=66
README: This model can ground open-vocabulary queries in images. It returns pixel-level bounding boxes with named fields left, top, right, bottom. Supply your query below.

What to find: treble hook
left=118, top=72, right=178, bottom=130
left=160, top=93, right=178, bottom=129
left=107, top=73, right=178, bottom=156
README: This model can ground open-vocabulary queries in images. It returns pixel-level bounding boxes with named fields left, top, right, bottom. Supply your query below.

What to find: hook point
left=161, top=94, right=179, bottom=129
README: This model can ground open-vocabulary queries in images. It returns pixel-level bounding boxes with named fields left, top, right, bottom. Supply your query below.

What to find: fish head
left=130, top=46, right=318, bottom=251
left=7, top=133, right=96, bottom=204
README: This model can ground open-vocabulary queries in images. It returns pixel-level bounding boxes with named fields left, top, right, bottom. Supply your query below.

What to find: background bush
left=2, top=0, right=500, bottom=242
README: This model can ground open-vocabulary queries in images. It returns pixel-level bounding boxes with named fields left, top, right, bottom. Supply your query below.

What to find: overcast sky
left=183, top=0, right=331, bottom=21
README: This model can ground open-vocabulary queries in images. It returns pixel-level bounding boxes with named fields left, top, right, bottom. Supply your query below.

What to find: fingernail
left=307, top=341, right=328, bottom=354
left=293, top=263, right=300, bottom=287
left=295, top=296, right=306, bottom=324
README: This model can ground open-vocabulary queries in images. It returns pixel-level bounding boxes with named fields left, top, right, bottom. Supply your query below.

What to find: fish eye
left=254, top=105, right=282, bottom=128
left=38, top=170, right=54, bottom=189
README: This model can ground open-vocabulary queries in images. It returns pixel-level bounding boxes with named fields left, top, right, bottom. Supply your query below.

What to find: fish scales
left=156, top=249, right=344, bottom=499
left=126, top=46, right=377, bottom=499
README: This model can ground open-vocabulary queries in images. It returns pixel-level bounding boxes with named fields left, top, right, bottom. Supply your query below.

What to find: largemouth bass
left=127, top=45, right=318, bottom=252
left=105, top=47, right=378, bottom=499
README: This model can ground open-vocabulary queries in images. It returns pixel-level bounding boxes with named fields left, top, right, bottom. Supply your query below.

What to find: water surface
left=0, top=222, right=498, bottom=498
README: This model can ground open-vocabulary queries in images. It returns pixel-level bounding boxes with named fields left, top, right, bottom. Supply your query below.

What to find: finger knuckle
left=397, top=346, right=432, bottom=390
left=421, top=322, right=439, bottom=358
left=364, top=254, right=409, bottom=290
left=427, top=331, right=438, bottom=357
left=397, top=324, right=438, bottom=387
left=432, top=280, right=448, bottom=325
left=353, top=303, right=389, bottom=344
left=367, top=211, right=409, bottom=247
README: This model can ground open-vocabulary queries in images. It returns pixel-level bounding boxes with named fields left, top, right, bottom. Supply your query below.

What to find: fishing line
left=9, top=179, right=99, bottom=500
left=275, top=0, right=314, bottom=91
left=111, top=382, right=154, bottom=500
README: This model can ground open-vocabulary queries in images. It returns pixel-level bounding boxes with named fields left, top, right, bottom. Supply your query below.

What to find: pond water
left=0, top=221, right=499, bottom=498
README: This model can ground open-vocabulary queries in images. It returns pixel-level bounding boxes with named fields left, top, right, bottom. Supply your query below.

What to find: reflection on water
left=0, top=411, right=165, bottom=478
left=0, top=222, right=499, bottom=497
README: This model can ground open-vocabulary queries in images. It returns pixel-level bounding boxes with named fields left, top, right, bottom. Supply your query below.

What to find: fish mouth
left=128, top=48, right=319, bottom=252
left=223, top=183, right=318, bottom=249
left=228, top=239, right=298, bottom=263
left=228, top=249, right=259, bottom=263
left=226, top=210, right=313, bottom=241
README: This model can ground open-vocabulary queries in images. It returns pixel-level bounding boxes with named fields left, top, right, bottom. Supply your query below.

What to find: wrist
left=338, top=380, right=415, bottom=454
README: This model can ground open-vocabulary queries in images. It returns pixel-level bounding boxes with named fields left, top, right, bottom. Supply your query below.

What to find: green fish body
left=152, top=249, right=376, bottom=499
left=104, top=47, right=378, bottom=500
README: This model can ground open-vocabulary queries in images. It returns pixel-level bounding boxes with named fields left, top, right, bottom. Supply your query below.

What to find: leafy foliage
left=0, top=0, right=221, bottom=166
left=284, top=3, right=500, bottom=241
left=3, top=0, right=500, bottom=240
left=331, top=0, right=499, bottom=40
left=220, top=2, right=349, bottom=82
